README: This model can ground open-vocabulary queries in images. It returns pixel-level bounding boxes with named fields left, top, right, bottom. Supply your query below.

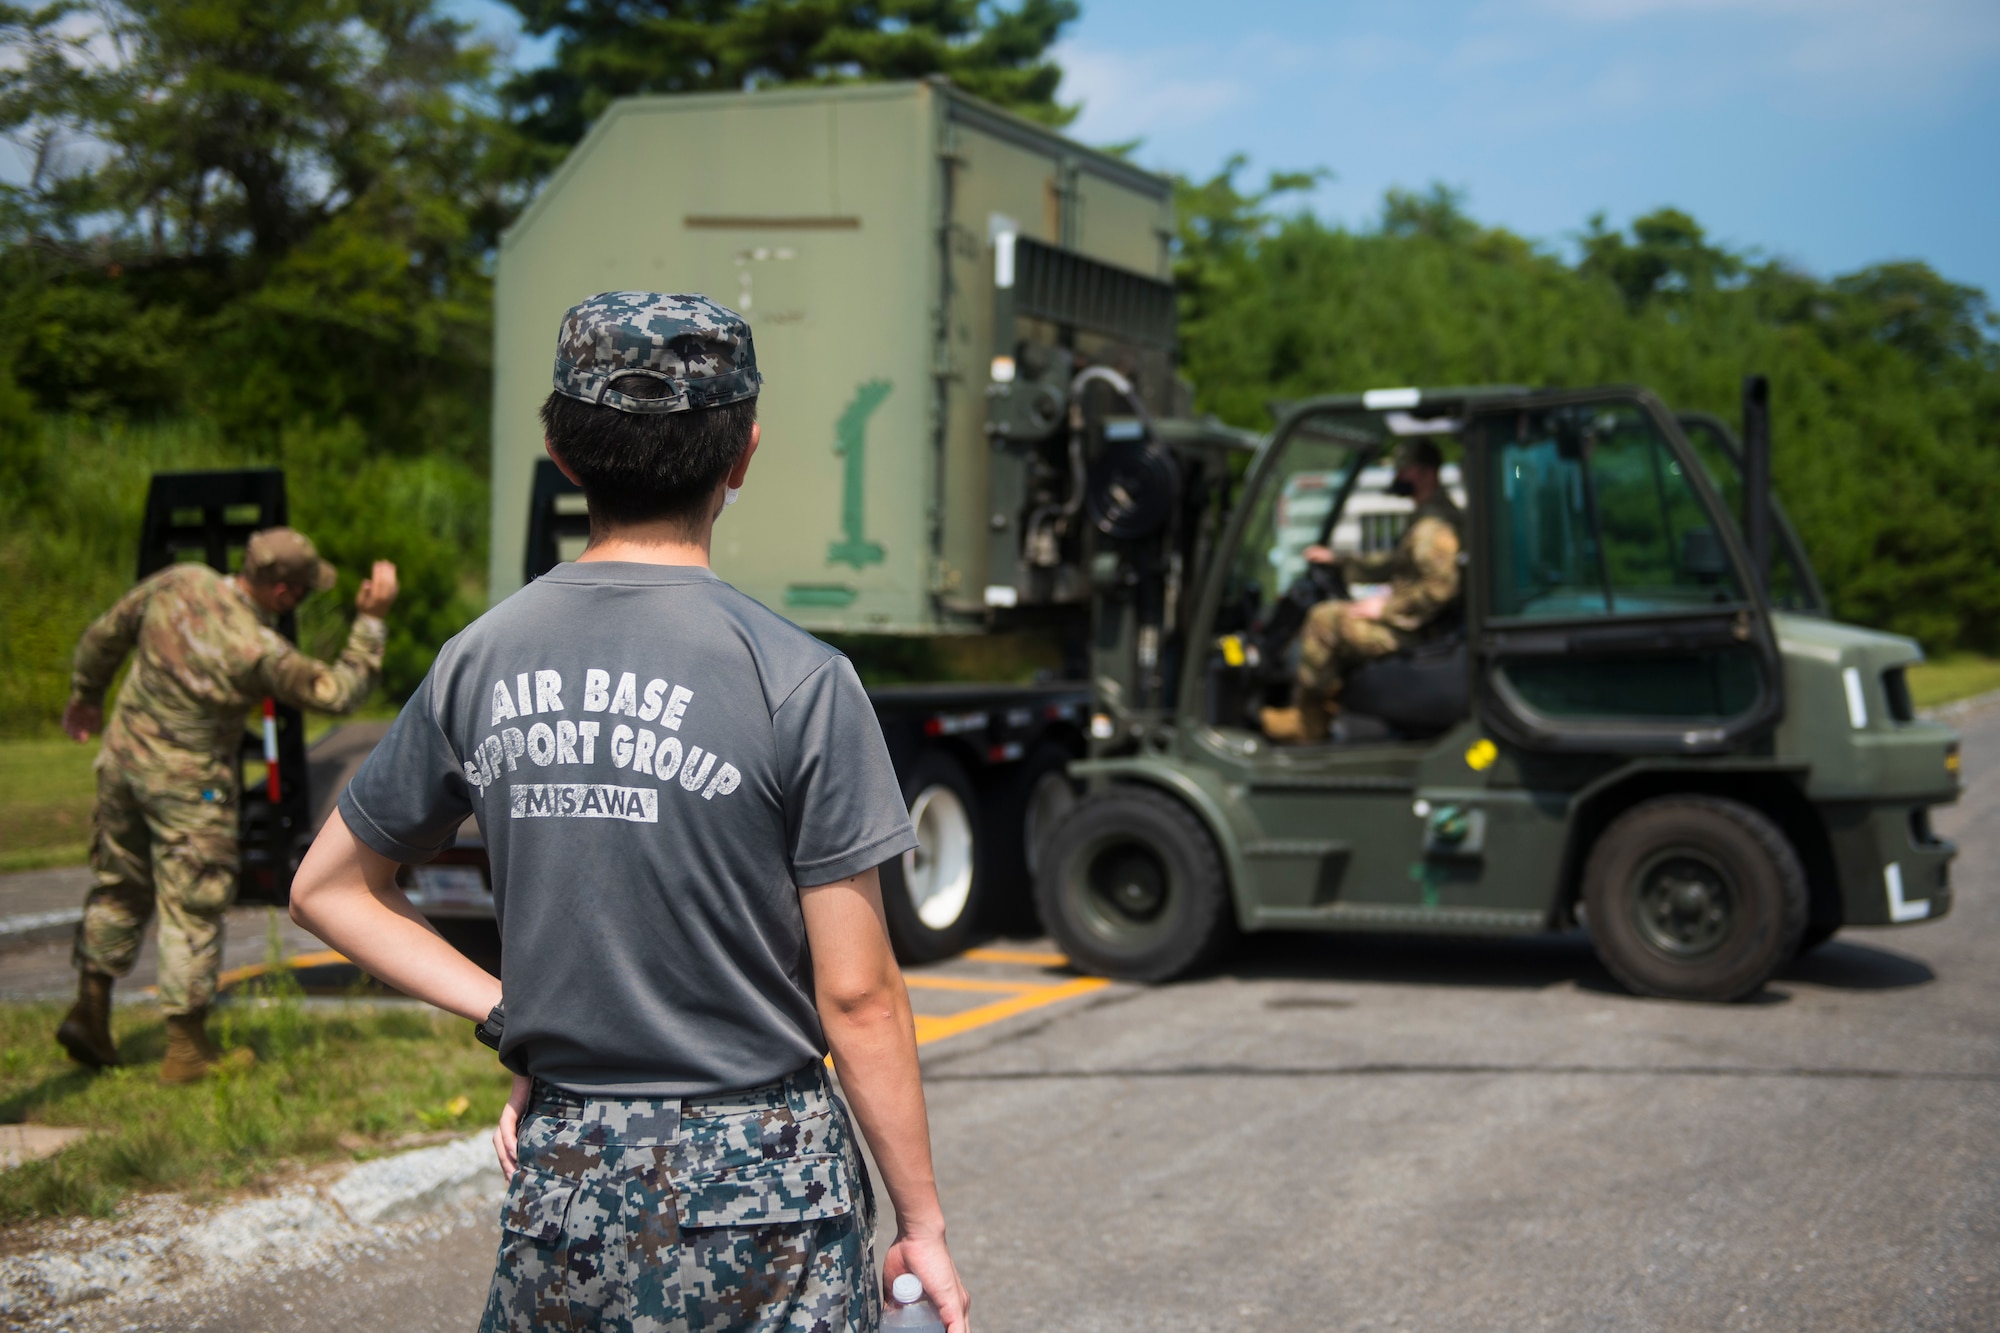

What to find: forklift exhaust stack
left=1742, top=374, right=1772, bottom=598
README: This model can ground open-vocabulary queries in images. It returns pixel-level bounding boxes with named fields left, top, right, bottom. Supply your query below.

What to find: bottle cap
left=891, top=1273, right=924, bottom=1305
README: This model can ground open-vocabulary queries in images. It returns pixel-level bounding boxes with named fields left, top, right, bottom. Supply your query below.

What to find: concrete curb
left=0, top=1130, right=505, bottom=1320
left=329, top=1131, right=505, bottom=1226
left=0, top=907, right=81, bottom=951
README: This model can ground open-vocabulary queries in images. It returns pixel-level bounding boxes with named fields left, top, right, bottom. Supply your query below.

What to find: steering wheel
left=1286, top=557, right=1349, bottom=608
left=1247, top=555, right=1350, bottom=670
left=1268, top=558, right=1349, bottom=631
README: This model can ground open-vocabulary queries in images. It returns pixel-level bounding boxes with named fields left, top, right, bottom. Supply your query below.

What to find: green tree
left=1832, top=261, right=1997, bottom=373
left=503, top=0, right=1079, bottom=150
left=1579, top=206, right=1742, bottom=308
left=0, top=0, right=510, bottom=449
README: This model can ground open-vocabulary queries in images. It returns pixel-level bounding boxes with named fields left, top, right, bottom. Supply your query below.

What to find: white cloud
left=1056, top=42, right=1250, bottom=145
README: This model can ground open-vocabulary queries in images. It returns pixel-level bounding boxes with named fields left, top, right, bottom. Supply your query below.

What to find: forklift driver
left=1260, top=438, right=1463, bottom=743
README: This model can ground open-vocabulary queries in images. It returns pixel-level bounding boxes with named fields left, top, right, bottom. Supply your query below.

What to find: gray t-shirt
left=338, top=562, right=916, bottom=1096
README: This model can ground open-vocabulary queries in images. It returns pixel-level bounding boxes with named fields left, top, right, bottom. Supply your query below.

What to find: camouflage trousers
left=1297, top=599, right=1409, bottom=710
left=74, top=765, right=238, bottom=1016
left=482, top=1061, right=879, bottom=1333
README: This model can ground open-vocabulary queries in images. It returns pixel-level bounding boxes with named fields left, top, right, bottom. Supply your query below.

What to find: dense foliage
left=1177, top=168, right=2000, bottom=651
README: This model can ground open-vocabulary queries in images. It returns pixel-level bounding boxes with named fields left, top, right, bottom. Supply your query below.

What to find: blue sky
left=459, top=0, right=2000, bottom=300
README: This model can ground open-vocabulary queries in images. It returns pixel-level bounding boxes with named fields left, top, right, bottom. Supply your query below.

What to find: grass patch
left=1908, top=654, right=2000, bottom=710
left=0, top=700, right=402, bottom=871
left=0, top=738, right=99, bottom=868
left=0, top=914, right=507, bottom=1223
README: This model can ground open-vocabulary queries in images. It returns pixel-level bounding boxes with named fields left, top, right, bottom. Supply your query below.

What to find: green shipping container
left=490, top=80, right=1176, bottom=631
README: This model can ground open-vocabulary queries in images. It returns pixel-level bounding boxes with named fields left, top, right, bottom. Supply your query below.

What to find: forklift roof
left=1277, top=384, right=1536, bottom=421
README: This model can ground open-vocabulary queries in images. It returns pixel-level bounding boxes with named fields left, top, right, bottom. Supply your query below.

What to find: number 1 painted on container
left=827, top=379, right=892, bottom=569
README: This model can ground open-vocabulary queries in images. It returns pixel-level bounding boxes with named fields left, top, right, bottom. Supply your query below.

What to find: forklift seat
left=1340, top=633, right=1468, bottom=739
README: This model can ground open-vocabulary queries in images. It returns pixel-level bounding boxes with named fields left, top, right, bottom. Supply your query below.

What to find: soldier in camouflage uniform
left=58, top=529, right=398, bottom=1082
left=1262, top=438, right=1464, bottom=743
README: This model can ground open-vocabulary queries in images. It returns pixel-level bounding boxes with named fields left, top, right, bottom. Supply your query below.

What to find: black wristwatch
left=475, top=1001, right=506, bottom=1054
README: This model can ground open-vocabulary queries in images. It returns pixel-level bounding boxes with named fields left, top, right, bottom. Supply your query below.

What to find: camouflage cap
left=244, top=528, right=337, bottom=592
left=552, top=292, right=762, bottom=416
left=1391, top=437, right=1444, bottom=472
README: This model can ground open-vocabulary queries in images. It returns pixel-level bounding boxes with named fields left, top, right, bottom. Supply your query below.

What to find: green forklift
left=1036, top=378, right=1961, bottom=1001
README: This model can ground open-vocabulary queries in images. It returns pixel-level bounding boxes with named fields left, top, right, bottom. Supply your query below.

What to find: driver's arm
left=1305, top=544, right=1391, bottom=582
left=1344, top=548, right=1396, bottom=583
left=1379, top=518, right=1461, bottom=631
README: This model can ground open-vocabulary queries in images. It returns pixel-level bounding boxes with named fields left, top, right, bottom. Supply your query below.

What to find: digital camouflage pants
left=1297, top=599, right=1409, bottom=711
left=74, top=765, right=239, bottom=1016
left=483, top=1061, right=879, bottom=1333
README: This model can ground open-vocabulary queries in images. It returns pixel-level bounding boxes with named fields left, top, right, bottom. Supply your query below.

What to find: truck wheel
left=880, top=751, right=983, bottom=963
left=1583, top=796, right=1806, bottom=1002
left=1036, top=786, right=1235, bottom=983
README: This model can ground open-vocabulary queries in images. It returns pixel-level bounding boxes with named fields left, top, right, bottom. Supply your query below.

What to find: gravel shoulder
left=0, top=1132, right=504, bottom=1329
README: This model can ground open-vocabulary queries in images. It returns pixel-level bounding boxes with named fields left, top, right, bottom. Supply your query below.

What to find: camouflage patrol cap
left=244, top=528, right=337, bottom=592
left=552, top=292, right=762, bottom=416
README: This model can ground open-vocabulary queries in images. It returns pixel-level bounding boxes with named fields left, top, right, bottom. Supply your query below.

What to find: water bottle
left=882, top=1272, right=946, bottom=1330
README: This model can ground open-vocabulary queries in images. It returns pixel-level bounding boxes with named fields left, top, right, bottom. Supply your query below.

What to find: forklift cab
left=1204, top=385, right=1788, bottom=754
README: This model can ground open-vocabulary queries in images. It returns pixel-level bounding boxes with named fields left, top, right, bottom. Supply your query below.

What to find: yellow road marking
left=217, top=949, right=347, bottom=989
left=961, top=947, right=1071, bottom=968
left=902, top=975, right=1041, bottom=995
left=202, top=948, right=1103, bottom=1053
left=912, top=976, right=1109, bottom=1045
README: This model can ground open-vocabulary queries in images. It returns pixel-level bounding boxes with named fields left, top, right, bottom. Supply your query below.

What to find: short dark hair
left=539, top=378, right=757, bottom=531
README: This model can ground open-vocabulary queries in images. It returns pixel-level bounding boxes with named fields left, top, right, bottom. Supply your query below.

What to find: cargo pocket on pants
left=675, top=1154, right=854, bottom=1229
left=675, top=1155, right=862, bottom=1330
left=501, top=1166, right=578, bottom=1246
left=485, top=1168, right=584, bottom=1333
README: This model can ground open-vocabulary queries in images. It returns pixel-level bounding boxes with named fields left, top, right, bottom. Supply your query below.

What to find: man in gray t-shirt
left=292, top=293, right=969, bottom=1332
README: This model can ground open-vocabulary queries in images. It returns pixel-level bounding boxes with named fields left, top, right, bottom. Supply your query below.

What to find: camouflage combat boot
left=160, top=1010, right=255, bottom=1084
left=55, top=971, right=119, bottom=1068
left=1258, top=700, right=1331, bottom=744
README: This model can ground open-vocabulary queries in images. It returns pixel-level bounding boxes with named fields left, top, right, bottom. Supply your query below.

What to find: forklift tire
left=1583, top=795, right=1807, bottom=1002
left=1036, top=785, right=1235, bottom=984
left=880, top=751, right=984, bottom=964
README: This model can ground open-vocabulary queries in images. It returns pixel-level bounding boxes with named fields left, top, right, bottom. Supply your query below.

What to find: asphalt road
left=67, top=700, right=2000, bottom=1332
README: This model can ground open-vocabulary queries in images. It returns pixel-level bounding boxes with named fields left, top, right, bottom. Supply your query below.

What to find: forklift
left=1036, top=377, right=1960, bottom=1001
